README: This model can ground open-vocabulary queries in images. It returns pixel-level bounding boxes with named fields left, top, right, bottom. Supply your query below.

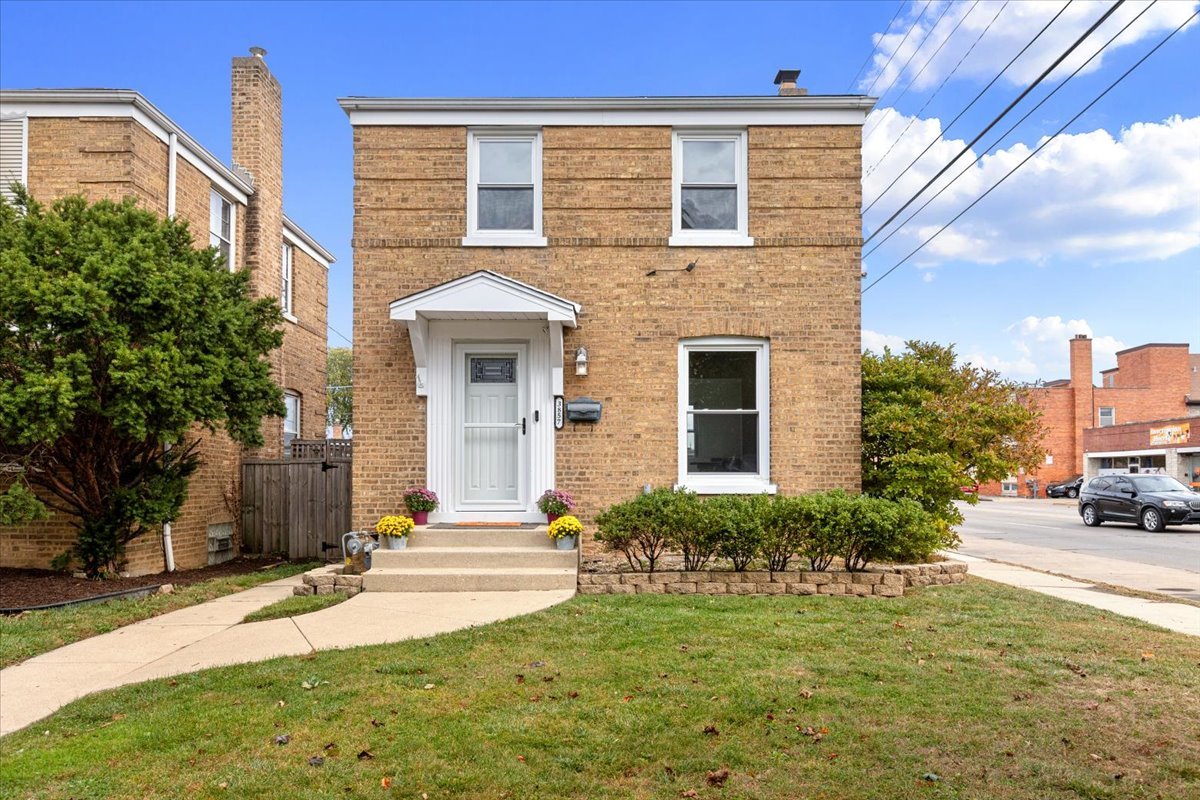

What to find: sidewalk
left=951, top=553, right=1199, bottom=637
left=0, top=575, right=573, bottom=737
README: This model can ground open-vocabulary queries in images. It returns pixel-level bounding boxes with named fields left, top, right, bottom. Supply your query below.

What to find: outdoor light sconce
left=575, top=346, right=589, bottom=376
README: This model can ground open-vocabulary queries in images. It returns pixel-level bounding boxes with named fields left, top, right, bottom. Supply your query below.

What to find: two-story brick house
left=0, top=49, right=334, bottom=574
left=341, top=73, right=873, bottom=550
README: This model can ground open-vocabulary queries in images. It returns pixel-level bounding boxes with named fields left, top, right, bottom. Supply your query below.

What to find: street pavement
left=956, top=497, right=1200, bottom=602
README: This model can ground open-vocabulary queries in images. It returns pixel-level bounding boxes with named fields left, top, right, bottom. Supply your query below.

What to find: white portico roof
left=389, top=270, right=580, bottom=327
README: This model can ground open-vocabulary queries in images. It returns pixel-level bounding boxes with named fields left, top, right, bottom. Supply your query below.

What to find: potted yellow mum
left=376, top=514, right=415, bottom=550
left=547, top=515, right=582, bottom=551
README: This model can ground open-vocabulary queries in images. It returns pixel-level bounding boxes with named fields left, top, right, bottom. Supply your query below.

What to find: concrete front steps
left=363, top=525, right=578, bottom=592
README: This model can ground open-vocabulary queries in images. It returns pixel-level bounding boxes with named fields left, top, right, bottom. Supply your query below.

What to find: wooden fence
left=241, top=440, right=352, bottom=560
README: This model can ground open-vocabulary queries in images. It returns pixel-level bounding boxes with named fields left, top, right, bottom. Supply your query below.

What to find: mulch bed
left=0, top=556, right=293, bottom=609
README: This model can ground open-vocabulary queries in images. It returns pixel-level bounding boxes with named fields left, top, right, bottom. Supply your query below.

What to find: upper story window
left=671, top=130, right=752, bottom=248
left=209, top=190, right=235, bottom=270
left=464, top=130, right=546, bottom=247
left=281, top=242, right=295, bottom=320
left=1099, top=407, right=1116, bottom=427
left=284, top=391, right=301, bottom=454
left=0, top=115, right=29, bottom=207
left=678, top=337, right=773, bottom=494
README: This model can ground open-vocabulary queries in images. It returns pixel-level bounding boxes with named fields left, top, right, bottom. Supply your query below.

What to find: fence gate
left=241, top=440, right=351, bottom=560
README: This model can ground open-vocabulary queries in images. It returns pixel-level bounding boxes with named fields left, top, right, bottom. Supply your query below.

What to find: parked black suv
left=1079, top=474, right=1200, bottom=532
left=1046, top=475, right=1083, bottom=499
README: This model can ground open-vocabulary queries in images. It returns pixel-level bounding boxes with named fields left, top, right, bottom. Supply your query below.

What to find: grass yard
left=1, top=579, right=1197, bottom=800
left=242, top=592, right=348, bottom=623
left=0, top=562, right=317, bottom=668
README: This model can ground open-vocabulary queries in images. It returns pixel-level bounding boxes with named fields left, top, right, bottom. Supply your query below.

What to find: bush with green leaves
left=594, top=489, right=675, bottom=573
left=760, top=495, right=808, bottom=573
left=709, top=494, right=767, bottom=571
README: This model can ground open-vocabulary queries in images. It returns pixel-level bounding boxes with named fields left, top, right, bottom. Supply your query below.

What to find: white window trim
left=284, top=392, right=301, bottom=437
left=670, top=129, right=753, bottom=248
left=1099, top=406, right=1116, bottom=427
left=676, top=337, right=774, bottom=495
left=281, top=241, right=297, bottom=322
left=463, top=129, right=547, bottom=248
left=209, top=189, right=237, bottom=272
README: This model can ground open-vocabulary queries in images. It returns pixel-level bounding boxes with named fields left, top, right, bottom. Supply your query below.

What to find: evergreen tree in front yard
left=0, top=188, right=284, bottom=576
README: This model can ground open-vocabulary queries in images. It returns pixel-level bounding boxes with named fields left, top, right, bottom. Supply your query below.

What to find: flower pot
left=546, top=513, right=560, bottom=523
left=385, top=535, right=408, bottom=550
left=555, top=534, right=577, bottom=551
left=410, top=511, right=429, bottom=526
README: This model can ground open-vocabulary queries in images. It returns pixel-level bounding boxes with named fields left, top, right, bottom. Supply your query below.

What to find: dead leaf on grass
left=706, top=768, right=730, bottom=787
left=680, top=791, right=698, bottom=798
left=274, top=734, right=290, bottom=746
left=799, top=689, right=813, bottom=700
left=308, top=756, right=324, bottom=767
left=703, top=725, right=719, bottom=736
left=381, top=777, right=392, bottom=789
left=357, top=750, right=374, bottom=760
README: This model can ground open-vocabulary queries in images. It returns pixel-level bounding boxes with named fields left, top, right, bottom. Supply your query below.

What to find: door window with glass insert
left=672, top=131, right=750, bottom=245
left=679, top=338, right=769, bottom=490
left=466, top=131, right=544, bottom=245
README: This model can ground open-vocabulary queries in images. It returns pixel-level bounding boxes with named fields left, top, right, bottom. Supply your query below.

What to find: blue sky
left=2, top=0, right=1197, bottom=382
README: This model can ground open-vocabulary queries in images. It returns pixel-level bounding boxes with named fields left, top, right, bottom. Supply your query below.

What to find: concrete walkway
left=0, top=574, right=573, bottom=737
left=952, top=553, right=1200, bottom=637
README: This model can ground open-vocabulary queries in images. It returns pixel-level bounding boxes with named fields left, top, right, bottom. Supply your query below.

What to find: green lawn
left=2, top=579, right=1197, bottom=800
left=0, top=562, right=317, bottom=668
left=242, top=592, right=348, bottom=623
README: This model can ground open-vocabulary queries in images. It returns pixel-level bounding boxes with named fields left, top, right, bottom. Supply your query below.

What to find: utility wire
left=864, top=0, right=935, bottom=98
left=864, top=0, right=1124, bottom=239
left=863, top=0, right=980, bottom=145
left=864, top=0, right=1007, bottom=178
left=863, top=0, right=1075, bottom=217
left=865, top=0, right=956, bottom=122
left=863, top=0, right=1159, bottom=262
left=327, top=324, right=352, bottom=346
left=847, top=0, right=908, bottom=92
left=861, top=9, right=1196, bottom=295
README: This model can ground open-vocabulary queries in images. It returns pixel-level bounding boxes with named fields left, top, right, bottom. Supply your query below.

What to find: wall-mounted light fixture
left=575, top=346, right=589, bottom=376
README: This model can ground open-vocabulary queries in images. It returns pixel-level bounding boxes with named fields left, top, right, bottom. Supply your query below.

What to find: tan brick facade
left=349, top=116, right=865, bottom=553
left=1, top=56, right=331, bottom=575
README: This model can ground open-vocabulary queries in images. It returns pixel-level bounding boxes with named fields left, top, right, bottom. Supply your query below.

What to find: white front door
left=455, top=343, right=527, bottom=510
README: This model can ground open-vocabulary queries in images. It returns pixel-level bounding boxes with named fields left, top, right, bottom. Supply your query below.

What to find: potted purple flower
left=402, top=487, right=439, bottom=525
left=537, top=489, right=576, bottom=523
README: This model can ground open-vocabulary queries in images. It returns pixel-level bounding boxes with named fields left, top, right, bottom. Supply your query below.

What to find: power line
left=327, top=324, right=352, bottom=346
left=861, top=9, right=1196, bottom=295
left=866, top=0, right=956, bottom=116
left=864, top=0, right=1125, bottom=241
left=863, top=0, right=981, bottom=145
left=846, top=0, right=908, bottom=93
left=863, top=0, right=1160, bottom=262
left=864, top=0, right=935, bottom=98
left=863, top=0, right=1075, bottom=217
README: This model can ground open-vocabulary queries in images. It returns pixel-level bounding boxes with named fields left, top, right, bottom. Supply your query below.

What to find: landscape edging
left=576, top=561, right=968, bottom=596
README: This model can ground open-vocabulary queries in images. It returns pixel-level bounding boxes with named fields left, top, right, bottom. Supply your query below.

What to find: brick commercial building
left=341, top=72, right=873, bottom=551
left=983, top=335, right=1198, bottom=497
left=0, top=49, right=334, bottom=574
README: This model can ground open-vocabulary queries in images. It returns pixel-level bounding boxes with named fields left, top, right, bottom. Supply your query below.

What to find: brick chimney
left=231, top=46, right=283, bottom=301
left=1069, top=334, right=1094, bottom=472
left=774, top=69, right=807, bottom=97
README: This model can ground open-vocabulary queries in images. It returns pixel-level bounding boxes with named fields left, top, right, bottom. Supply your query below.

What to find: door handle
left=519, top=417, right=527, bottom=435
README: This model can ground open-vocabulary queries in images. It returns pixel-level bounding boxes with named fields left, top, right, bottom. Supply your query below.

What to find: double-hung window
left=281, top=242, right=295, bottom=320
left=678, top=338, right=773, bottom=494
left=464, top=130, right=546, bottom=247
left=1099, top=406, right=1115, bottom=427
left=283, top=392, right=301, bottom=454
left=671, top=130, right=752, bottom=247
left=209, top=190, right=235, bottom=270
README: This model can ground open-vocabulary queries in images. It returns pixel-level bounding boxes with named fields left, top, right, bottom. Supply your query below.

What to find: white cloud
left=964, top=316, right=1125, bottom=381
left=862, top=329, right=907, bottom=353
left=863, top=113, right=1200, bottom=266
left=861, top=0, right=1198, bottom=95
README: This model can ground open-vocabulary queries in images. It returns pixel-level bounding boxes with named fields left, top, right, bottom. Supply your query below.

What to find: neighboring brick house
left=982, top=335, right=1196, bottom=497
left=0, top=49, right=334, bottom=574
left=340, top=72, right=873, bottom=551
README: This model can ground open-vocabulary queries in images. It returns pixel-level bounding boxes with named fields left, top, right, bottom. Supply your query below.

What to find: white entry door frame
left=453, top=342, right=528, bottom=511
left=424, top=320, right=554, bottom=523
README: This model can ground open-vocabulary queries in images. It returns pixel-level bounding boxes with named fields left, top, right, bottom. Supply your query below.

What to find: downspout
left=162, top=441, right=176, bottom=572
left=166, top=132, right=178, bottom=219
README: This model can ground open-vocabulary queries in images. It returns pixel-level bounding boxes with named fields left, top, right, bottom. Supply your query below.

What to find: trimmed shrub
left=595, top=489, right=675, bottom=573
left=710, top=495, right=767, bottom=571
left=840, top=495, right=941, bottom=571
left=671, top=490, right=721, bottom=572
left=796, top=490, right=855, bottom=572
left=760, top=495, right=806, bottom=573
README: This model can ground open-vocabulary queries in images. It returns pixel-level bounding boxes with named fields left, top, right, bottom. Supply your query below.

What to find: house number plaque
left=553, top=396, right=565, bottom=430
